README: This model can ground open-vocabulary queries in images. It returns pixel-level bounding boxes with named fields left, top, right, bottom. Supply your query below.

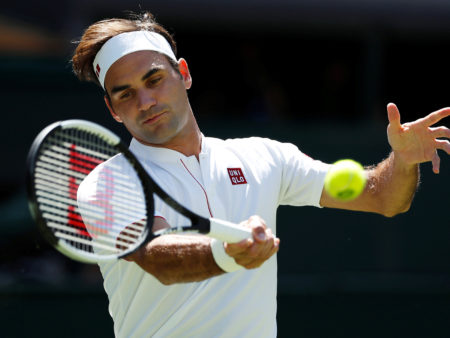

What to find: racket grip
left=208, top=218, right=252, bottom=243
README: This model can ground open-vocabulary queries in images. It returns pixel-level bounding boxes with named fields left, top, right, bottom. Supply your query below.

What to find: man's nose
left=137, top=89, right=157, bottom=112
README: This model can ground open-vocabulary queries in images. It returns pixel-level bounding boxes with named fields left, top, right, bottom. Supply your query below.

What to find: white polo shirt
left=93, top=136, right=330, bottom=337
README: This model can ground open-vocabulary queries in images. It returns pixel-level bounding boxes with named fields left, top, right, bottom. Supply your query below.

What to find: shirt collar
left=129, top=135, right=208, bottom=164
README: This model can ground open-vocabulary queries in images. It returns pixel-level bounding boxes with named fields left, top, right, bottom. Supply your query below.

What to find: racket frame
left=26, top=120, right=156, bottom=263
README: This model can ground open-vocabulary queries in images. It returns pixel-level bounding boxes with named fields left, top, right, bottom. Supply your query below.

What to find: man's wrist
left=391, top=151, right=420, bottom=174
left=210, top=238, right=243, bottom=273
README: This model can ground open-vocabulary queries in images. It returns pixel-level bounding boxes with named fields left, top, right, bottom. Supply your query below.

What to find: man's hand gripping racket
left=26, top=120, right=252, bottom=263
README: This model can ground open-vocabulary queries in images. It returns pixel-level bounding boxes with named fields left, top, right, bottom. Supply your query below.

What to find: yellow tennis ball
left=324, top=159, right=367, bottom=201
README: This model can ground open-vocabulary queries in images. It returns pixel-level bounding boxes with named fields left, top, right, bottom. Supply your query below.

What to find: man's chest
left=143, top=150, right=280, bottom=225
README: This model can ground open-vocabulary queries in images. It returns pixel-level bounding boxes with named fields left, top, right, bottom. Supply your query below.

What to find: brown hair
left=72, top=12, right=178, bottom=88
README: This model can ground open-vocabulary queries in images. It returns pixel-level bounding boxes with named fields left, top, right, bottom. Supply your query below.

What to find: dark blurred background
left=1, top=1, right=449, bottom=337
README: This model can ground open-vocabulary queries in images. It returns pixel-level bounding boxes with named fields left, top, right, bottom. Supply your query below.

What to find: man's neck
left=136, top=128, right=202, bottom=159
left=163, top=129, right=202, bottom=159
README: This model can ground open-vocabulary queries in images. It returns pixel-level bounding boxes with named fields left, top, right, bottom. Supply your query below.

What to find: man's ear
left=178, top=58, right=192, bottom=90
left=104, top=95, right=123, bottom=123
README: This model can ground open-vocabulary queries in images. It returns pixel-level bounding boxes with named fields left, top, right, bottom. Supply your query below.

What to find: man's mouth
left=143, top=111, right=166, bottom=125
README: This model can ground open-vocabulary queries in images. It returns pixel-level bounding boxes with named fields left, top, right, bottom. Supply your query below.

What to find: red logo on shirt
left=227, top=168, right=247, bottom=185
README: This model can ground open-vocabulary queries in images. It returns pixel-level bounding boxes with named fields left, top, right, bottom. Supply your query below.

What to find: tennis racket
left=26, top=119, right=252, bottom=263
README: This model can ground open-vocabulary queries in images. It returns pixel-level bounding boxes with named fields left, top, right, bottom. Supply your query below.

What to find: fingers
left=224, top=234, right=279, bottom=269
left=387, top=104, right=450, bottom=130
left=423, top=107, right=450, bottom=127
left=225, top=238, right=253, bottom=253
left=386, top=103, right=449, bottom=173
left=246, top=228, right=279, bottom=268
left=431, top=126, right=450, bottom=139
left=225, top=215, right=279, bottom=269
left=430, top=140, right=449, bottom=174
left=436, top=139, right=450, bottom=155
left=387, top=103, right=402, bottom=130
left=432, top=152, right=440, bottom=174
left=250, top=216, right=268, bottom=243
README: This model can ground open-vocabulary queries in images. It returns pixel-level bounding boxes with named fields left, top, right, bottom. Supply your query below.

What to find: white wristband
left=210, top=238, right=243, bottom=273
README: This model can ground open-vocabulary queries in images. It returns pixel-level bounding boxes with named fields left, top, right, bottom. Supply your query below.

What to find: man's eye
left=120, top=92, right=131, bottom=99
left=149, top=77, right=162, bottom=85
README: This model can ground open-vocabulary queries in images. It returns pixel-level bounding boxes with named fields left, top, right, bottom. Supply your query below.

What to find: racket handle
left=208, top=218, right=252, bottom=243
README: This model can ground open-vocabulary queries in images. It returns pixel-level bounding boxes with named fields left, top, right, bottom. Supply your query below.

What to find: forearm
left=128, top=234, right=224, bottom=285
left=321, top=152, right=420, bottom=216
left=365, top=151, right=420, bottom=217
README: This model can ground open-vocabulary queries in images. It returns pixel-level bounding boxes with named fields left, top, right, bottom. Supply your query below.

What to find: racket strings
left=34, top=128, right=148, bottom=257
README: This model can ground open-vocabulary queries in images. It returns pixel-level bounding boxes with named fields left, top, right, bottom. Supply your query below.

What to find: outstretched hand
left=387, top=103, right=450, bottom=174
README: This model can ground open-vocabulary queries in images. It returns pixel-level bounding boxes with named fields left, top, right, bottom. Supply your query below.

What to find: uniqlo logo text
left=227, top=168, right=247, bottom=185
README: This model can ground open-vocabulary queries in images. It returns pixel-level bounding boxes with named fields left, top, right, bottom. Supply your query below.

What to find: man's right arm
left=125, top=216, right=280, bottom=285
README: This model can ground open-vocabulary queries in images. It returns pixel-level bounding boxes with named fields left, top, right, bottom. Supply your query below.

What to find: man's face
left=104, top=51, right=193, bottom=146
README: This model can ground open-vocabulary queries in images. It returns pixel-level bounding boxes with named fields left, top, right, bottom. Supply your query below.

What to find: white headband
left=93, top=31, right=177, bottom=90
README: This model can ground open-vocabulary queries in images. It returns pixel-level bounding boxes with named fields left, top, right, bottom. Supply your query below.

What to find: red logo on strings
left=67, top=144, right=106, bottom=238
left=227, top=168, right=247, bottom=185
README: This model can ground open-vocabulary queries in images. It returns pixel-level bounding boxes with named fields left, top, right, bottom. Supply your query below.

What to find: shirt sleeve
left=274, top=141, right=331, bottom=207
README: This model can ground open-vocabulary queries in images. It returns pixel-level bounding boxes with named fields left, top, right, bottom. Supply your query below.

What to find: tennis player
left=72, top=12, right=450, bottom=337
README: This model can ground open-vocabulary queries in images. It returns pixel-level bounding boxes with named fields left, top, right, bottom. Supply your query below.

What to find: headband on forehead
left=93, top=31, right=177, bottom=90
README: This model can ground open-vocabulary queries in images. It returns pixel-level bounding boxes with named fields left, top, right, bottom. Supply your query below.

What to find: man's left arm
left=320, top=103, right=450, bottom=217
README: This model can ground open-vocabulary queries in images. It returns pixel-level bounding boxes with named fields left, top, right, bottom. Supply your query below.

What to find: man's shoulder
left=204, top=136, right=297, bottom=165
